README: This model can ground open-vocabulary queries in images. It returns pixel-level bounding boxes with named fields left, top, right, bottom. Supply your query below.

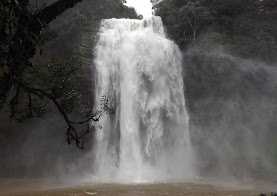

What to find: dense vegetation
left=155, top=0, right=277, bottom=62
left=155, top=0, right=277, bottom=177
left=34, top=0, right=139, bottom=105
left=33, top=0, right=139, bottom=60
left=0, top=0, right=138, bottom=148
left=0, top=0, right=138, bottom=177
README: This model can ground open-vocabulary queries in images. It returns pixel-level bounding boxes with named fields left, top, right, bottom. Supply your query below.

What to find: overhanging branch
left=13, top=80, right=109, bottom=149
left=35, top=0, right=83, bottom=25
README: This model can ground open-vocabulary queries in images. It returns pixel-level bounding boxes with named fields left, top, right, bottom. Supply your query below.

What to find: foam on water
left=92, top=17, right=194, bottom=182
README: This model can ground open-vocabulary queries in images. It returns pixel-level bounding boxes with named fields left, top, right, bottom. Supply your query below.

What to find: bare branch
left=13, top=79, right=109, bottom=149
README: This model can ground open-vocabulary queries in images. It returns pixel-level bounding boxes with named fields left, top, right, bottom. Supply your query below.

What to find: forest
left=155, top=0, right=277, bottom=177
left=0, top=0, right=139, bottom=176
left=1, top=0, right=277, bottom=195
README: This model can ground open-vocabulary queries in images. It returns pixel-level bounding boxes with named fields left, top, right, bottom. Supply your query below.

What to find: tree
left=10, top=56, right=115, bottom=149
left=0, top=0, right=115, bottom=149
left=0, top=0, right=84, bottom=111
left=179, top=1, right=212, bottom=42
left=264, top=0, right=277, bottom=13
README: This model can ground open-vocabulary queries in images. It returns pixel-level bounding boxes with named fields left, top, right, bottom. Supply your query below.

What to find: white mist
left=92, top=17, right=194, bottom=183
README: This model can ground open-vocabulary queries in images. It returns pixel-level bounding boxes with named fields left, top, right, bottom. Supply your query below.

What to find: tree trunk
left=193, top=29, right=196, bottom=44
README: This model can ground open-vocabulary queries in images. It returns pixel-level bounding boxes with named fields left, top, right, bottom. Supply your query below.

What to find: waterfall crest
left=93, top=16, right=194, bottom=182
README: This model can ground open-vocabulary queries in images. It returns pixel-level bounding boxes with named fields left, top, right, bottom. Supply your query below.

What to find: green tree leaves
left=9, top=57, right=81, bottom=122
left=179, top=1, right=212, bottom=42
left=1, top=0, right=138, bottom=148
left=155, top=0, right=277, bottom=62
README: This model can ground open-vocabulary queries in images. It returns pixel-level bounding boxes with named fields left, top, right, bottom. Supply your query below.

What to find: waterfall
left=92, top=16, right=194, bottom=182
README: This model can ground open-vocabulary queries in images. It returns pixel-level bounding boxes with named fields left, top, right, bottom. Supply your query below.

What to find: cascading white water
left=93, top=16, right=194, bottom=182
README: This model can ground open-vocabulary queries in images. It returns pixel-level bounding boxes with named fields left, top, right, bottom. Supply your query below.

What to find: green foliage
left=155, top=0, right=212, bottom=46
left=41, top=0, right=139, bottom=59
left=0, top=0, right=41, bottom=108
left=156, top=0, right=277, bottom=172
left=155, top=0, right=277, bottom=62
left=1, top=0, right=137, bottom=147
left=10, top=57, right=81, bottom=121
left=1, top=0, right=138, bottom=115
left=37, top=27, right=58, bottom=47
left=178, top=1, right=212, bottom=41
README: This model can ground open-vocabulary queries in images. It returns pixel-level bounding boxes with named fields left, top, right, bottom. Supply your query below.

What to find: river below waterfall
left=0, top=179, right=276, bottom=196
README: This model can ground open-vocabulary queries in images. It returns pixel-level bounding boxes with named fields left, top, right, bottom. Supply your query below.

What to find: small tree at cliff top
left=179, top=1, right=213, bottom=43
